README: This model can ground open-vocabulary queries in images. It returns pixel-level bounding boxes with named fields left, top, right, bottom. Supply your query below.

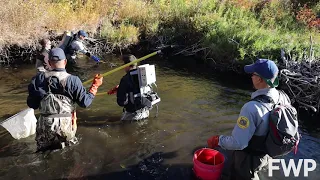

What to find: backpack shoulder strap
left=67, top=33, right=76, bottom=47
left=128, top=70, right=141, bottom=104
left=251, top=95, right=275, bottom=111
left=250, top=94, right=275, bottom=128
left=252, top=95, right=274, bottom=104
left=44, top=71, right=71, bottom=91
left=57, top=72, right=71, bottom=89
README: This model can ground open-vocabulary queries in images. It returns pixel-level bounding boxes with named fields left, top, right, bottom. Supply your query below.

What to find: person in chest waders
left=111, top=54, right=150, bottom=121
left=64, top=30, right=100, bottom=72
left=27, top=48, right=103, bottom=152
left=207, top=59, right=298, bottom=180
left=35, top=38, right=52, bottom=73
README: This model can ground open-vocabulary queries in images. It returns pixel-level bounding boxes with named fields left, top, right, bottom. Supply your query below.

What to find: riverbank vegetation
left=0, top=0, right=319, bottom=65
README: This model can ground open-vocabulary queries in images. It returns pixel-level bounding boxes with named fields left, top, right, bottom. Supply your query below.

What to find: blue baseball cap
left=78, top=30, right=88, bottom=37
left=49, top=48, right=66, bottom=61
left=244, top=59, right=279, bottom=87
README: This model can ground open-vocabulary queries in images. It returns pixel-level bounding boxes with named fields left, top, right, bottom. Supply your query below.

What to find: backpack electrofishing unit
left=58, top=31, right=76, bottom=53
left=130, top=64, right=161, bottom=110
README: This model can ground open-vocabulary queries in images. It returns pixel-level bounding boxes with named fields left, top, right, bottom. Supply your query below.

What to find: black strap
left=67, top=34, right=76, bottom=47
left=249, top=95, right=273, bottom=131
left=46, top=75, right=68, bottom=95
left=244, top=93, right=278, bottom=157
left=65, top=34, right=77, bottom=54
left=250, top=155, right=254, bottom=178
left=47, top=76, right=53, bottom=93
left=247, top=91, right=283, bottom=158
left=252, top=95, right=274, bottom=106
left=129, top=71, right=141, bottom=110
left=251, top=90, right=284, bottom=112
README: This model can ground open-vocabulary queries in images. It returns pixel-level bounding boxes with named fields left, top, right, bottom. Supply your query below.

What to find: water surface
left=0, top=56, right=319, bottom=180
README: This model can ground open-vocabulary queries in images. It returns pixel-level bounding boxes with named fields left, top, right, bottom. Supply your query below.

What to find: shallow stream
left=0, top=56, right=319, bottom=180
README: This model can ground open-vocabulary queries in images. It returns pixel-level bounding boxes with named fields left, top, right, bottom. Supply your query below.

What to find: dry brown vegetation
left=0, top=0, right=319, bottom=65
left=0, top=0, right=112, bottom=48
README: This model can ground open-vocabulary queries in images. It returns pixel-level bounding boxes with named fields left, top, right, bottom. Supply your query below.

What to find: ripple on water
left=0, top=61, right=319, bottom=180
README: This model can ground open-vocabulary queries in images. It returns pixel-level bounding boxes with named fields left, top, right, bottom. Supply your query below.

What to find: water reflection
left=0, top=57, right=319, bottom=180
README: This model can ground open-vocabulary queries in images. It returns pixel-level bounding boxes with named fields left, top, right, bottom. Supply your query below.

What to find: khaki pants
left=221, top=150, right=271, bottom=180
left=121, top=107, right=150, bottom=121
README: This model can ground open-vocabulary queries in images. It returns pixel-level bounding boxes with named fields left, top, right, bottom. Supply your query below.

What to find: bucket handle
left=195, top=149, right=217, bottom=165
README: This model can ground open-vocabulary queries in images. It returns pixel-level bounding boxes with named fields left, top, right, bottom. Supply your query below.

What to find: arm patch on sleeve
left=237, top=116, right=249, bottom=129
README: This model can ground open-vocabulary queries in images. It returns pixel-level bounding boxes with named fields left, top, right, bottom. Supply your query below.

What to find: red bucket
left=193, top=148, right=225, bottom=180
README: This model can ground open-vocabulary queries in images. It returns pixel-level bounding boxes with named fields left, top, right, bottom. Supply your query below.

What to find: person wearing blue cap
left=27, top=48, right=104, bottom=152
left=206, top=59, right=292, bottom=180
left=65, top=30, right=100, bottom=69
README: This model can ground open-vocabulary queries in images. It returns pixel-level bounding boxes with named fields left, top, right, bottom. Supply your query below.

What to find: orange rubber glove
left=72, top=111, right=77, bottom=132
left=89, top=74, right=103, bottom=96
left=207, top=135, right=220, bottom=149
left=107, top=85, right=119, bottom=95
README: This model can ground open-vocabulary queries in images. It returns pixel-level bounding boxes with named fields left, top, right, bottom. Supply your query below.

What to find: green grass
left=0, top=0, right=319, bottom=64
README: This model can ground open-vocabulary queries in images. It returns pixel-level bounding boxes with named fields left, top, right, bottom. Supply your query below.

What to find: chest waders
left=120, top=72, right=151, bottom=121
left=36, top=71, right=77, bottom=151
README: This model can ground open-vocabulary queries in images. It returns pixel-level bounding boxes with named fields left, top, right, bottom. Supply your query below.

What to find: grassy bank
left=0, top=0, right=319, bottom=64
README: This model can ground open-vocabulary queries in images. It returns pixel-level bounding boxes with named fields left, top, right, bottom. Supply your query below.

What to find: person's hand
left=107, top=85, right=119, bottom=95
left=91, top=55, right=100, bottom=62
left=207, top=135, right=220, bottom=149
left=89, top=74, right=103, bottom=95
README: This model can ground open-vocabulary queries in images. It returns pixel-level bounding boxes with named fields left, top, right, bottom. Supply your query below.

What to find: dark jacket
left=117, top=69, right=144, bottom=112
left=35, top=48, right=49, bottom=69
left=27, top=68, right=95, bottom=109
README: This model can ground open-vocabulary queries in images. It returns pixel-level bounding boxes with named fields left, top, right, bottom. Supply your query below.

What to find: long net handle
left=82, top=50, right=160, bottom=86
